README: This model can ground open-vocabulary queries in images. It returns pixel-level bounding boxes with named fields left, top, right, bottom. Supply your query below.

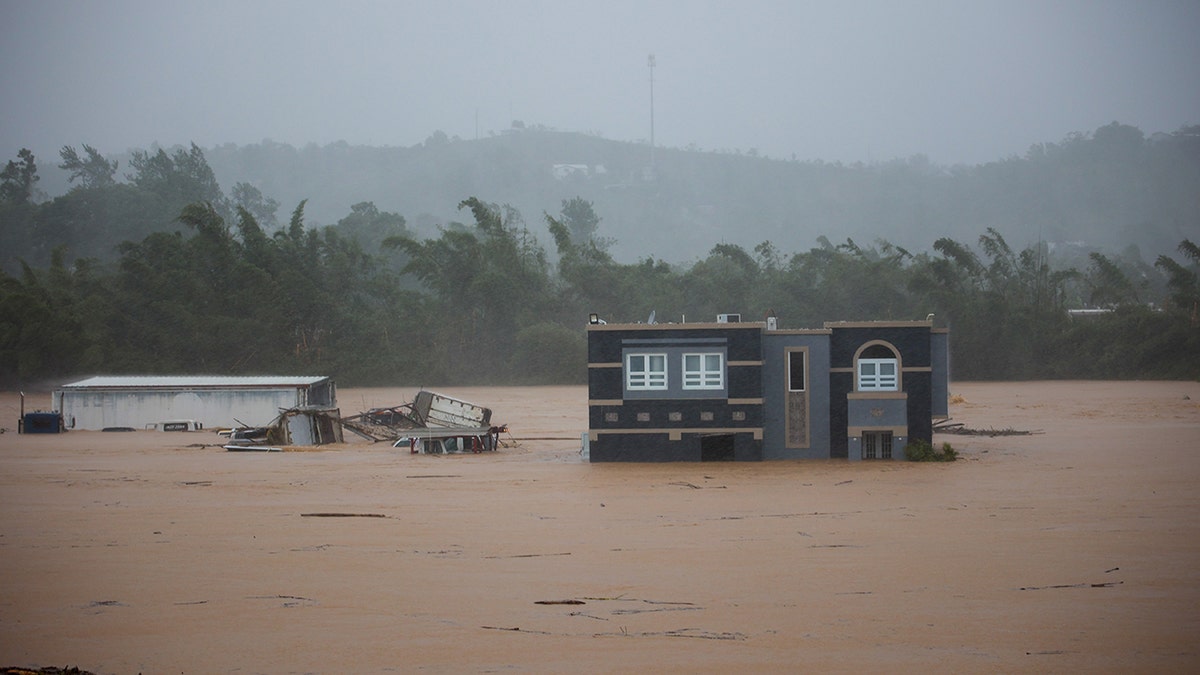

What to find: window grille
left=858, top=358, right=898, bottom=391
left=863, top=431, right=894, bottom=460
left=683, top=353, right=724, bottom=389
left=626, top=353, right=667, bottom=390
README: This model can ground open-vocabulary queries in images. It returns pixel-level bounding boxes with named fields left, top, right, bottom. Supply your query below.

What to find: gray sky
left=2, top=0, right=1198, bottom=169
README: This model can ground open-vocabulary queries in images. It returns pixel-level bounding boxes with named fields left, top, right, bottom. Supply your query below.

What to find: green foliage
left=3, top=128, right=1200, bottom=387
left=231, top=182, right=280, bottom=231
left=558, top=196, right=602, bottom=246
left=904, top=439, right=958, bottom=462
left=0, top=148, right=39, bottom=205
left=59, top=144, right=118, bottom=189
left=1155, top=239, right=1200, bottom=312
left=510, top=322, right=586, bottom=384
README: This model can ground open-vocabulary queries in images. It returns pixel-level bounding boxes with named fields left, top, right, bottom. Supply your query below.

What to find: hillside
left=11, top=122, right=1197, bottom=269
left=197, top=123, right=1199, bottom=264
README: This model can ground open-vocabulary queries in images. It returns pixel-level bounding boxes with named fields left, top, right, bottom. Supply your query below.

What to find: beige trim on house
left=848, top=425, right=908, bottom=437
left=728, top=360, right=763, bottom=367
left=587, top=322, right=765, bottom=332
left=588, top=362, right=622, bottom=368
left=833, top=366, right=929, bottom=378
left=784, top=346, right=811, bottom=449
left=589, top=427, right=763, bottom=442
left=589, top=398, right=762, bottom=407
left=766, top=328, right=832, bottom=335
left=853, top=339, right=903, bottom=389
left=823, top=320, right=933, bottom=329
left=847, top=391, right=908, bottom=400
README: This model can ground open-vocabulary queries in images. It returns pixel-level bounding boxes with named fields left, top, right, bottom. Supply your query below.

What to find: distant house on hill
left=586, top=314, right=948, bottom=461
left=552, top=163, right=589, bottom=180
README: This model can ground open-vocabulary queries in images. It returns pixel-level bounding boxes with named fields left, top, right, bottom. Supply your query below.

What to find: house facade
left=586, top=316, right=948, bottom=461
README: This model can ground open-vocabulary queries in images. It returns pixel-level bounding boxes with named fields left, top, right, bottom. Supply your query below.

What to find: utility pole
left=648, top=53, right=656, bottom=167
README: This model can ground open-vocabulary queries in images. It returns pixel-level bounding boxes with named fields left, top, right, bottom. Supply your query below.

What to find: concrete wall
left=931, top=330, right=950, bottom=418
left=761, top=331, right=831, bottom=459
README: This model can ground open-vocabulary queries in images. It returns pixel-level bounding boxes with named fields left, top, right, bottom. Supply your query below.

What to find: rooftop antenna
left=648, top=53, right=656, bottom=167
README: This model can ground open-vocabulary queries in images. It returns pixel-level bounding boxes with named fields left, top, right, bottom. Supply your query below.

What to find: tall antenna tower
left=647, top=53, right=656, bottom=166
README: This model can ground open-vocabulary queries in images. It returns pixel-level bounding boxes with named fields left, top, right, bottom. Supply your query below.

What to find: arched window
left=856, top=342, right=900, bottom=391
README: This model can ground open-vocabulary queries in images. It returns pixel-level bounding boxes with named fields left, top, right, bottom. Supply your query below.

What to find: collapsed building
left=341, top=390, right=506, bottom=454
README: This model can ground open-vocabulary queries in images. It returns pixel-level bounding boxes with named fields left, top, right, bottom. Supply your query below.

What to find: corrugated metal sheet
left=61, top=375, right=328, bottom=389
left=55, top=375, right=336, bottom=430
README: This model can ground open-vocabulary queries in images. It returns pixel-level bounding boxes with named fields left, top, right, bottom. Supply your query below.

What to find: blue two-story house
left=586, top=314, right=949, bottom=461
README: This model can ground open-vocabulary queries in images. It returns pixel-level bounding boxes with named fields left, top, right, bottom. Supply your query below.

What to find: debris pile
left=341, top=390, right=507, bottom=454
left=223, top=407, right=343, bottom=451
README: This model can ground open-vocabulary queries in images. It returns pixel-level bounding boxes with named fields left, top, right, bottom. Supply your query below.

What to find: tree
left=1155, top=239, right=1200, bottom=316
left=1091, top=121, right=1146, bottom=162
left=335, top=201, right=409, bottom=251
left=545, top=205, right=621, bottom=322
left=58, top=144, right=118, bottom=189
left=0, top=248, right=89, bottom=381
left=128, top=143, right=227, bottom=215
left=681, top=244, right=761, bottom=320
left=1086, top=252, right=1137, bottom=307
left=231, top=182, right=280, bottom=231
left=0, top=149, right=41, bottom=272
left=0, top=149, right=40, bottom=205
left=559, top=196, right=602, bottom=246
left=384, top=197, right=553, bottom=382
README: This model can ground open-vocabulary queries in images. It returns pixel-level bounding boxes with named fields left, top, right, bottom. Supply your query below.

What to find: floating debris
left=300, top=513, right=388, bottom=518
left=934, top=420, right=1041, bottom=436
left=340, top=390, right=508, bottom=454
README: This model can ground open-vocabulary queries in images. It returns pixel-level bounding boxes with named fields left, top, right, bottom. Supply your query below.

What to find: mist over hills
left=21, top=121, right=1193, bottom=267
left=199, top=122, right=1197, bottom=264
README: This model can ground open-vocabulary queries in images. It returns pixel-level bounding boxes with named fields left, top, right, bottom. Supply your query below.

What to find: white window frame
left=683, top=352, right=724, bottom=390
left=626, top=353, right=667, bottom=390
left=857, top=358, right=898, bottom=391
left=787, top=349, right=806, bottom=392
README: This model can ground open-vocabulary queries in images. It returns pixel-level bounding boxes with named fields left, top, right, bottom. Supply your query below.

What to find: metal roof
left=60, top=375, right=330, bottom=389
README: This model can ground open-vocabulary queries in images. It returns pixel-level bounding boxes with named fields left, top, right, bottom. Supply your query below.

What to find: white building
left=54, top=375, right=336, bottom=430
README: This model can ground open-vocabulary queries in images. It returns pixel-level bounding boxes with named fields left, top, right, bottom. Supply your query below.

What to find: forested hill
left=206, top=122, right=1200, bottom=263
left=2, top=123, right=1199, bottom=387
left=15, top=121, right=1200, bottom=268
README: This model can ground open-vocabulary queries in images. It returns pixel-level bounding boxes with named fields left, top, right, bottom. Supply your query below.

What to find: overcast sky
left=2, top=0, right=1198, bottom=169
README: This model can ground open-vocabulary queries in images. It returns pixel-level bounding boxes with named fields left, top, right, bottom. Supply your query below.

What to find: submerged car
left=392, top=431, right=499, bottom=454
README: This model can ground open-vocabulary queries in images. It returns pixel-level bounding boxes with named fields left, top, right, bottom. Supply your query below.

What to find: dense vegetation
left=1, top=130, right=1198, bottom=387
